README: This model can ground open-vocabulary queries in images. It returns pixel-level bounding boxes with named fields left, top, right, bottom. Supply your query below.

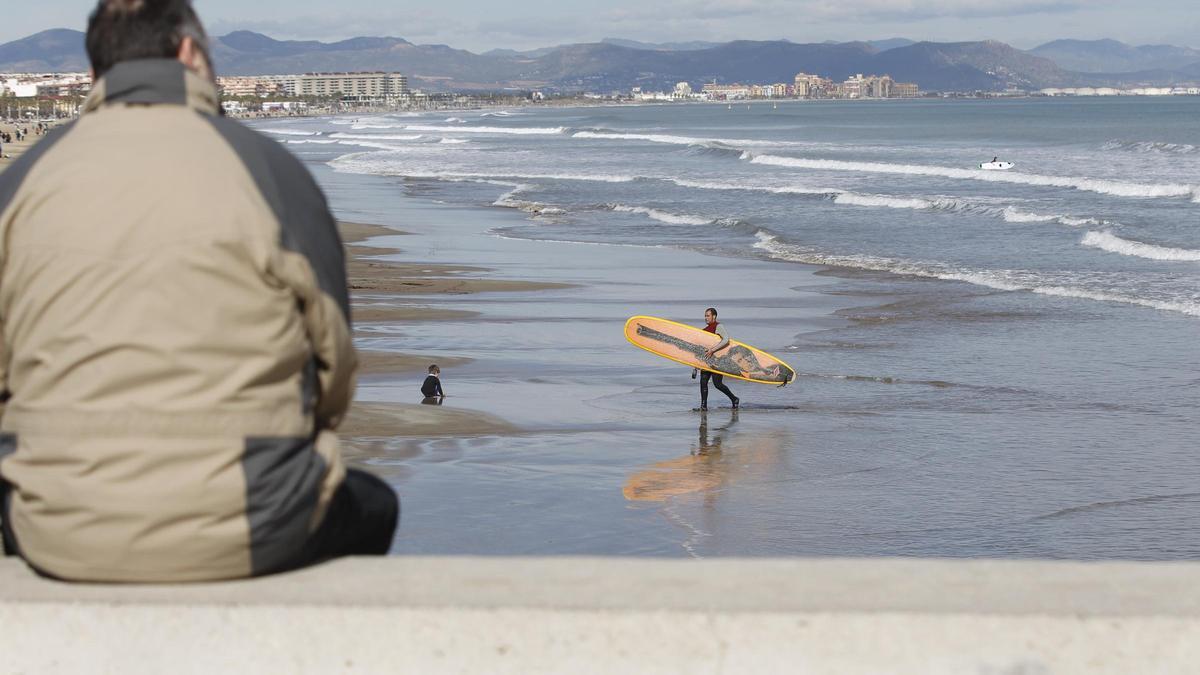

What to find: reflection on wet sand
left=622, top=412, right=789, bottom=503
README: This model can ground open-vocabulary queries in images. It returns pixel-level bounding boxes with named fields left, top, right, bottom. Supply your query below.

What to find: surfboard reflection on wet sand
left=623, top=411, right=789, bottom=505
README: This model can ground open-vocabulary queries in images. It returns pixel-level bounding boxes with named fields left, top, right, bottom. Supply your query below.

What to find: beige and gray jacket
left=0, top=59, right=357, bottom=582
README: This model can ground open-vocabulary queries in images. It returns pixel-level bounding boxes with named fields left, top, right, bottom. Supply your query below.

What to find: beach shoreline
left=337, top=219, right=561, bottom=451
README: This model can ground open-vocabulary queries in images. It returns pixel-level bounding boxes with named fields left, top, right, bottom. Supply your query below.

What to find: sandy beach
left=0, top=122, right=54, bottom=163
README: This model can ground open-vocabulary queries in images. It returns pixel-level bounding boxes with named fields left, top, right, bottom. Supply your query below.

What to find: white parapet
left=1, top=556, right=1199, bottom=673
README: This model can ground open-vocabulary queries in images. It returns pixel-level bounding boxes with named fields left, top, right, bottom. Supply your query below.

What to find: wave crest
left=744, top=152, right=1198, bottom=200
left=1102, top=140, right=1200, bottom=155
left=1082, top=231, right=1200, bottom=262
left=753, top=231, right=1200, bottom=317
left=609, top=204, right=713, bottom=225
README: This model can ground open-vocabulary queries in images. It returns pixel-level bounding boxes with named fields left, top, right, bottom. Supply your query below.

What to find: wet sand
left=338, top=220, right=558, bottom=444
left=308, top=163, right=853, bottom=557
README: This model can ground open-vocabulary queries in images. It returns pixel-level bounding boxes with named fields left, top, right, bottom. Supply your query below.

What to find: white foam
left=833, top=193, right=937, bottom=210
left=439, top=138, right=470, bottom=144
left=745, top=152, right=1198, bottom=200
left=262, top=129, right=318, bottom=136
left=329, top=132, right=425, bottom=141
left=574, top=130, right=808, bottom=148
left=398, top=125, right=567, bottom=135
left=1002, top=207, right=1103, bottom=227
left=669, top=178, right=1011, bottom=219
left=610, top=205, right=713, bottom=225
left=335, top=140, right=413, bottom=151
left=753, top=232, right=1200, bottom=317
left=328, top=158, right=639, bottom=184
left=1082, top=231, right=1200, bottom=262
left=1001, top=207, right=1057, bottom=223
left=444, top=117, right=467, bottom=123
left=1102, top=140, right=1200, bottom=155
left=667, top=177, right=834, bottom=196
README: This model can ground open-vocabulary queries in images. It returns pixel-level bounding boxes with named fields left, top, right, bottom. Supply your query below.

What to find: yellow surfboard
left=624, top=315, right=796, bottom=386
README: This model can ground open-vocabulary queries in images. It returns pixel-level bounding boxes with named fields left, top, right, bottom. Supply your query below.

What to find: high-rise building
left=281, top=73, right=410, bottom=101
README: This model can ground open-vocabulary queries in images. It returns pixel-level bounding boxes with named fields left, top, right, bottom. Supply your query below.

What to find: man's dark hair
left=86, top=0, right=209, bottom=78
left=706, top=307, right=718, bottom=317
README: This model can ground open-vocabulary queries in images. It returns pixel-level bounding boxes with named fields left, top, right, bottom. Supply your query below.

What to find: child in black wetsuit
left=421, top=364, right=444, bottom=401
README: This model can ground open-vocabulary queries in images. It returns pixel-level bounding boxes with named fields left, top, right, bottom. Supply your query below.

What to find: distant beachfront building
left=673, top=82, right=693, bottom=98
left=840, top=74, right=866, bottom=99
left=217, top=76, right=285, bottom=98
left=892, top=82, right=919, bottom=98
left=2, top=74, right=91, bottom=98
left=280, top=72, right=410, bottom=102
left=702, top=83, right=752, bottom=100
left=793, top=73, right=833, bottom=99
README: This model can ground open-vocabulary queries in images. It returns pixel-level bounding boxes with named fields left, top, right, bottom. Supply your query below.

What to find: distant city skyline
left=5, top=0, right=1198, bottom=51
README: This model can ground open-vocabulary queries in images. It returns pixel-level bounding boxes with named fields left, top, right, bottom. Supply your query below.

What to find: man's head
left=428, top=365, right=440, bottom=375
left=86, top=0, right=212, bottom=81
left=704, top=307, right=718, bottom=324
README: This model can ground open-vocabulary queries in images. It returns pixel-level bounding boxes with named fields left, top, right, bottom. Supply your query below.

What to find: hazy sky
left=7, top=1, right=1198, bottom=51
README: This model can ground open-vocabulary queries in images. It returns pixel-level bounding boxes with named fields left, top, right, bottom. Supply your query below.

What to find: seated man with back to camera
left=0, top=0, right=398, bottom=582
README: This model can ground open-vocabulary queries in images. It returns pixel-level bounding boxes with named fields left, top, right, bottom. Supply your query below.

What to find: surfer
left=694, top=308, right=739, bottom=410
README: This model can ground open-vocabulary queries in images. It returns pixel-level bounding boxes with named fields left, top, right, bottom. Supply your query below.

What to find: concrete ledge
left=2, top=557, right=1199, bottom=673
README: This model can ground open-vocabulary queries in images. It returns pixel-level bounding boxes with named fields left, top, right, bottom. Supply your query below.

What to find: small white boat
left=979, top=160, right=1014, bottom=170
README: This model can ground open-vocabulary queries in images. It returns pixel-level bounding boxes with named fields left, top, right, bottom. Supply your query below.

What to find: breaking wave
left=328, top=132, right=425, bottom=141
left=573, top=130, right=813, bottom=148
left=1102, top=140, right=1200, bottom=155
left=608, top=205, right=714, bottom=225
left=753, top=231, right=1200, bottom=317
left=354, top=124, right=567, bottom=135
left=743, top=152, right=1198, bottom=200
left=667, top=178, right=1107, bottom=226
left=263, top=129, right=318, bottom=137
left=1081, top=231, right=1200, bottom=262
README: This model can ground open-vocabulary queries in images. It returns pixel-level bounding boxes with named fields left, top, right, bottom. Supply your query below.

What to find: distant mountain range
left=1029, top=39, right=1200, bottom=74
left=3, top=29, right=1199, bottom=92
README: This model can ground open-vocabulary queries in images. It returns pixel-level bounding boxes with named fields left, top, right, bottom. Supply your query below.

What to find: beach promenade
left=3, top=556, right=1200, bottom=673
left=2, top=125, right=1197, bottom=673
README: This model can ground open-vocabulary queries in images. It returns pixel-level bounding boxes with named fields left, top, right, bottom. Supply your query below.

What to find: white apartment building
left=281, top=72, right=409, bottom=101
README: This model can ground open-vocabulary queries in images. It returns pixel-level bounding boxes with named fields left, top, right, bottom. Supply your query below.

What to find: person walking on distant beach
left=692, top=307, right=739, bottom=411
left=0, top=0, right=397, bottom=583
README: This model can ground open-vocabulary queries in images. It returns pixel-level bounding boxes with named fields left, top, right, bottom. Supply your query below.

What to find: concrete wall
left=1, top=557, right=1198, bottom=673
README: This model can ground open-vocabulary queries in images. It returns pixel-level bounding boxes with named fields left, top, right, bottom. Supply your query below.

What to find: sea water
left=261, top=97, right=1199, bottom=559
